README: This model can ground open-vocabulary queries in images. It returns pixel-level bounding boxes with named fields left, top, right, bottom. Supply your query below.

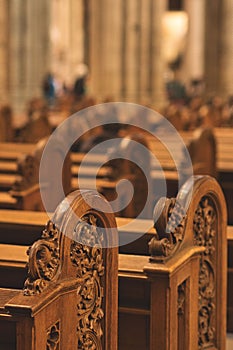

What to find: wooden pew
left=0, top=139, right=71, bottom=211
left=0, top=105, right=14, bottom=142
left=72, top=133, right=152, bottom=218
left=118, top=175, right=227, bottom=349
left=74, top=126, right=232, bottom=224
left=119, top=126, right=217, bottom=177
left=0, top=149, right=43, bottom=211
left=15, top=100, right=53, bottom=143
left=0, top=125, right=231, bottom=224
left=0, top=126, right=219, bottom=220
left=70, top=127, right=217, bottom=219
left=0, top=190, right=118, bottom=349
left=0, top=135, right=151, bottom=218
left=213, top=128, right=233, bottom=225
left=228, top=226, right=233, bottom=332
left=0, top=175, right=227, bottom=348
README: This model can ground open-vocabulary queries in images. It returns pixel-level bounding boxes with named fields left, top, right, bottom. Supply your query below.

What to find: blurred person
left=42, top=72, right=57, bottom=105
left=72, top=64, right=89, bottom=102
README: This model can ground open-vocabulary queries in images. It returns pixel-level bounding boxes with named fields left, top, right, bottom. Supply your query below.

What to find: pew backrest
left=148, top=175, right=227, bottom=349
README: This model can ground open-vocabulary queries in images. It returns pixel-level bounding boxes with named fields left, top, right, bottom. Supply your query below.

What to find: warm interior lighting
left=162, top=11, right=188, bottom=64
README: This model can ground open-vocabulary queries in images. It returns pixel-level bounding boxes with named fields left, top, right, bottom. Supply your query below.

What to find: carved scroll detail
left=149, top=198, right=186, bottom=261
left=70, top=214, right=105, bottom=350
left=47, top=321, right=60, bottom=350
left=193, top=197, right=216, bottom=348
left=24, top=221, right=61, bottom=295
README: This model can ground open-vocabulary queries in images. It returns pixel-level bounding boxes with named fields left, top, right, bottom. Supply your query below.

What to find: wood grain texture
left=0, top=190, right=118, bottom=350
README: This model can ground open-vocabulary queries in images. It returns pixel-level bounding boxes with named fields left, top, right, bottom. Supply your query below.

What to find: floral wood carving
left=149, top=198, right=186, bottom=262
left=70, top=214, right=105, bottom=350
left=193, top=196, right=216, bottom=348
left=177, top=281, right=186, bottom=316
left=47, top=321, right=60, bottom=350
left=24, top=221, right=61, bottom=295
left=12, top=154, right=39, bottom=191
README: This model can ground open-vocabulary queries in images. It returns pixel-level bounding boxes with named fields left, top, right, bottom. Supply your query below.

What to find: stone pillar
left=218, top=0, right=233, bottom=96
left=88, top=0, right=166, bottom=105
left=150, top=0, right=167, bottom=108
left=26, top=0, right=51, bottom=99
left=139, top=0, right=151, bottom=104
left=121, top=0, right=166, bottom=105
left=69, top=0, right=84, bottom=83
left=101, top=0, right=123, bottom=100
left=122, top=0, right=166, bottom=105
left=88, top=0, right=104, bottom=99
left=48, top=0, right=85, bottom=89
left=0, top=0, right=9, bottom=103
left=123, top=0, right=141, bottom=102
left=9, top=0, right=27, bottom=111
left=204, top=0, right=221, bottom=96
left=9, top=0, right=51, bottom=112
left=50, top=0, right=70, bottom=85
left=88, top=0, right=123, bottom=101
left=204, top=0, right=233, bottom=98
left=181, top=0, right=205, bottom=85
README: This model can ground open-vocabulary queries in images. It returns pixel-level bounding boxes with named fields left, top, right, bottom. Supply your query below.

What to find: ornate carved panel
left=193, top=196, right=216, bottom=348
left=24, top=221, right=61, bottom=295
left=177, top=280, right=187, bottom=350
left=70, top=214, right=105, bottom=350
left=177, top=281, right=186, bottom=316
left=47, top=321, right=60, bottom=350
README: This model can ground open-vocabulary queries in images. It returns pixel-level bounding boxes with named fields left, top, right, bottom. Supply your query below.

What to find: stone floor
left=227, top=333, right=233, bottom=350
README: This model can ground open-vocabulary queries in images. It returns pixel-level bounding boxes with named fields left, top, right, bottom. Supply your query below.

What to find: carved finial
left=149, top=197, right=186, bottom=262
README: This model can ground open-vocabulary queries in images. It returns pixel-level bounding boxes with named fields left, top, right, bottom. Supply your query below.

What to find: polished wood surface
left=0, top=190, right=118, bottom=350
left=0, top=175, right=228, bottom=348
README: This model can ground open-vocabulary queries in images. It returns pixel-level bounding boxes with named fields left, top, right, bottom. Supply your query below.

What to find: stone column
left=0, top=0, right=9, bottom=103
left=139, top=0, right=152, bottom=104
left=49, top=0, right=70, bottom=84
left=9, top=0, right=51, bottom=112
left=123, top=0, right=141, bottom=102
left=9, top=0, right=27, bottom=112
left=218, top=0, right=233, bottom=96
left=88, top=0, right=104, bottom=99
left=181, top=0, right=205, bottom=85
left=88, top=0, right=166, bottom=105
left=88, top=0, right=123, bottom=101
left=204, top=0, right=221, bottom=96
left=48, top=0, right=84, bottom=89
left=26, top=0, right=51, bottom=100
left=69, top=0, right=84, bottom=83
left=101, top=0, right=123, bottom=100
left=150, top=0, right=167, bottom=108
left=122, top=0, right=166, bottom=105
